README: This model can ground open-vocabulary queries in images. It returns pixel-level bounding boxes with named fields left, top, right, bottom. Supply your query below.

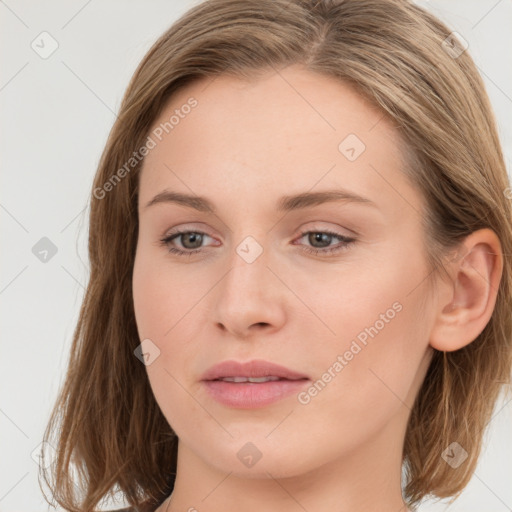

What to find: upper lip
left=201, top=359, right=309, bottom=381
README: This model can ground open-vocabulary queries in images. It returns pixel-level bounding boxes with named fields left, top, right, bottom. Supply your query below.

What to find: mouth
left=200, top=359, right=310, bottom=408
left=214, top=376, right=284, bottom=383
left=201, top=359, right=309, bottom=381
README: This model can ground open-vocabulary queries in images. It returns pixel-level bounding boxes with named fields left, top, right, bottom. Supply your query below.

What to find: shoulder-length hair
left=40, top=0, right=512, bottom=510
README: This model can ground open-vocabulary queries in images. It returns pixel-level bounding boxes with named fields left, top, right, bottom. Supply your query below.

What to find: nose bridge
left=213, top=232, right=285, bottom=336
left=223, top=234, right=270, bottom=303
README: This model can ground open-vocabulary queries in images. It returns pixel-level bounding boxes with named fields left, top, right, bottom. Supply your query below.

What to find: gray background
left=1, top=0, right=511, bottom=510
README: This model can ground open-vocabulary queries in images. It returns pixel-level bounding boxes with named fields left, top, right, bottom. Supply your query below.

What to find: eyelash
left=159, top=228, right=356, bottom=257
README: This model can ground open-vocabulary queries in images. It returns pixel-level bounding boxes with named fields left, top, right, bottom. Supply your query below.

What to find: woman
left=40, top=0, right=512, bottom=511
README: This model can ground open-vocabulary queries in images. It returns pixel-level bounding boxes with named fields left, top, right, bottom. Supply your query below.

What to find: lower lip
left=202, top=379, right=310, bottom=408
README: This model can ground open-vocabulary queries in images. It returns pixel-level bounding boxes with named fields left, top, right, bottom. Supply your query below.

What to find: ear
left=429, top=228, right=504, bottom=352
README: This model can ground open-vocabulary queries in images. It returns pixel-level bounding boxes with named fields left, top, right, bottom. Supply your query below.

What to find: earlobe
left=429, top=228, right=503, bottom=352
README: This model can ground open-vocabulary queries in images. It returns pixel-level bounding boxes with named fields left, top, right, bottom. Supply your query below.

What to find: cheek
left=132, top=247, right=200, bottom=340
left=280, top=302, right=430, bottom=477
left=298, top=247, right=431, bottom=409
left=132, top=247, right=207, bottom=398
left=132, top=251, right=201, bottom=435
left=133, top=247, right=157, bottom=337
left=332, top=304, right=426, bottom=396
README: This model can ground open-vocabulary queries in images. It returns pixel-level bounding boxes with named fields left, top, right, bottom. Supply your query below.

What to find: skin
left=132, top=64, right=503, bottom=512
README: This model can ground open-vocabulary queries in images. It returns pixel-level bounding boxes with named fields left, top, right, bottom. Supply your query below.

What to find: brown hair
left=40, top=0, right=512, bottom=510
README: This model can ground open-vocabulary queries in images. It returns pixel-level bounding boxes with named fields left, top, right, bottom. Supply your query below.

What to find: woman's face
left=132, top=65, right=436, bottom=480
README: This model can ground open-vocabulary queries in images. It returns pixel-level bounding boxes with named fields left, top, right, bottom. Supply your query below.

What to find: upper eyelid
left=163, top=220, right=356, bottom=238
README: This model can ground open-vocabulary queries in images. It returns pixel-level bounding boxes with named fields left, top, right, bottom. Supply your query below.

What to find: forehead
left=138, top=65, right=418, bottom=215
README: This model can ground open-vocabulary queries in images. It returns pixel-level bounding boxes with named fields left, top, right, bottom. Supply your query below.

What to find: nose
left=213, top=245, right=286, bottom=340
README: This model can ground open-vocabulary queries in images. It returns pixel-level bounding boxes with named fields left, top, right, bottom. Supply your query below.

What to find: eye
left=294, top=230, right=356, bottom=256
left=159, top=228, right=356, bottom=257
left=159, top=229, right=215, bottom=257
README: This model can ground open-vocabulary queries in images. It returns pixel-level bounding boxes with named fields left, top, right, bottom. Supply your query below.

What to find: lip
left=201, top=359, right=309, bottom=381
left=201, top=359, right=310, bottom=409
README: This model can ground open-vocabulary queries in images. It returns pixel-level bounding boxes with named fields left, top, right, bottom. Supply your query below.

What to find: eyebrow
left=144, top=189, right=378, bottom=213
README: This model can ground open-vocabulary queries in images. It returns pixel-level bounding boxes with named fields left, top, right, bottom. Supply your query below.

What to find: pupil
left=309, top=232, right=330, bottom=248
left=184, top=233, right=202, bottom=249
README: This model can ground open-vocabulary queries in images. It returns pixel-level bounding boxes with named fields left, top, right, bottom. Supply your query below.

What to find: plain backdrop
left=1, top=1, right=511, bottom=511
